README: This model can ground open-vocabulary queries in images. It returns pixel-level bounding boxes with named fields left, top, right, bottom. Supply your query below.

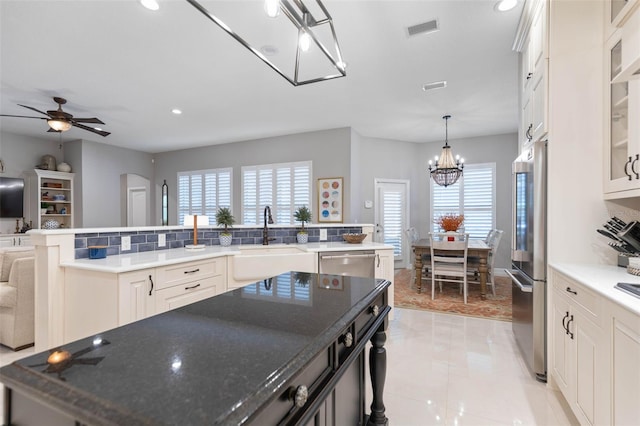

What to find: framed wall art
left=318, top=177, right=343, bottom=223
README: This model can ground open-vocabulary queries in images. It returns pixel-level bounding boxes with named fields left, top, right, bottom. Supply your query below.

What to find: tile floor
left=0, top=308, right=578, bottom=425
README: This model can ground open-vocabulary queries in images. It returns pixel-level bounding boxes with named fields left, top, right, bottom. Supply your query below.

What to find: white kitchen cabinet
left=0, top=234, right=31, bottom=247
left=550, top=270, right=609, bottom=426
left=518, top=0, right=548, bottom=152
left=154, top=258, right=226, bottom=313
left=375, top=249, right=394, bottom=317
left=118, top=269, right=156, bottom=325
left=609, top=301, right=640, bottom=425
left=63, top=258, right=226, bottom=344
left=606, top=0, right=639, bottom=36
left=24, top=169, right=74, bottom=229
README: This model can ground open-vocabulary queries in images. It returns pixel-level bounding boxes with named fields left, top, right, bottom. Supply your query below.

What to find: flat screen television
left=0, top=177, right=25, bottom=218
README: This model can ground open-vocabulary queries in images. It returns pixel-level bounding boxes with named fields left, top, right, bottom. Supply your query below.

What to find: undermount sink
left=615, top=282, right=640, bottom=298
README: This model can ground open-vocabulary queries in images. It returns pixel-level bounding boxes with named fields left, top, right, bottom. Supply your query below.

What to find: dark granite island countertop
left=1, top=272, right=391, bottom=425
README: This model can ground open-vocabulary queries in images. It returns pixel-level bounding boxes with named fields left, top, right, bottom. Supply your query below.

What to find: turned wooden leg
left=415, top=249, right=423, bottom=293
left=479, top=257, right=488, bottom=300
left=367, top=325, right=388, bottom=426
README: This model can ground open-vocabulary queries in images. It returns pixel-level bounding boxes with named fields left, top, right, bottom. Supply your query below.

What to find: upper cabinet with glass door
left=604, top=5, right=640, bottom=198
left=606, top=0, right=639, bottom=38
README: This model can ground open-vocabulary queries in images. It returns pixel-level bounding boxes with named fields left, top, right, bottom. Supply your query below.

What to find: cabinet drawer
left=155, top=275, right=221, bottom=313
left=553, top=271, right=600, bottom=322
left=251, top=348, right=333, bottom=425
left=155, top=258, right=222, bottom=289
left=354, top=293, right=387, bottom=342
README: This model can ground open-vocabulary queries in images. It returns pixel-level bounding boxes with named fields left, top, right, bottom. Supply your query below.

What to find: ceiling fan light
left=495, top=0, right=517, bottom=12
left=47, top=119, right=72, bottom=132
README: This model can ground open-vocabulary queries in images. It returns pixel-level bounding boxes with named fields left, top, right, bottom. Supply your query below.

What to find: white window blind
left=430, top=163, right=496, bottom=239
left=242, top=161, right=312, bottom=225
left=382, top=190, right=404, bottom=257
left=177, top=168, right=232, bottom=226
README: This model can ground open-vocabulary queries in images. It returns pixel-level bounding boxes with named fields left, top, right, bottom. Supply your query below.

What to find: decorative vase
left=445, top=231, right=457, bottom=241
left=297, top=232, right=308, bottom=244
left=219, top=233, right=233, bottom=247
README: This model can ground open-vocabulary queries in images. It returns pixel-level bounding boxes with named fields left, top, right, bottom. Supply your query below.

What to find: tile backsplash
left=74, top=226, right=363, bottom=259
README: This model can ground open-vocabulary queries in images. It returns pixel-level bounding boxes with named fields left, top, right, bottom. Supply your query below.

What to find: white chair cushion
left=0, top=249, right=34, bottom=283
left=0, top=283, right=17, bottom=307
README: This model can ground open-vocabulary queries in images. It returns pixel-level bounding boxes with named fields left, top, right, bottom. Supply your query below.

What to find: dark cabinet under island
left=1, top=272, right=390, bottom=425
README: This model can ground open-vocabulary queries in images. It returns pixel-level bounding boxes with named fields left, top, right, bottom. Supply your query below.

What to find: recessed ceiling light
left=495, top=0, right=517, bottom=12
left=171, top=109, right=182, bottom=115
left=140, top=0, right=159, bottom=11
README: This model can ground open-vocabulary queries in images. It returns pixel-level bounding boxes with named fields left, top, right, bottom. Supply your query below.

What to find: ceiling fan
left=0, top=96, right=110, bottom=137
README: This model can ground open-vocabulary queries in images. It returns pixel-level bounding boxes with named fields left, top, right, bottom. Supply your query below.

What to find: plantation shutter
left=242, top=161, right=312, bottom=225
left=177, top=168, right=233, bottom=226
left=382, top=190, right=404, bottom=257
left=462, top=165, right=495, bottom=239
left=430, top=163, right=495, bottom=238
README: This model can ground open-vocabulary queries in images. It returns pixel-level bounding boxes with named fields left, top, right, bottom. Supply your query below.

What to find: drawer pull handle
left=526, top=72, right=533, bottom=80
left=289, top=385, right=308, bottom=408
left=184, top=268, right=200, bottom=274
left=185, top=283, right=201, bottom=290
left=148, top=275, right=154, bottom=296
left=565, top=287, right=577, bottom=295
left=342, top=332, right=353, bottom=348
left=562, top=311, right=569, bottom=333
left=370, top=305, right=380, bottom=317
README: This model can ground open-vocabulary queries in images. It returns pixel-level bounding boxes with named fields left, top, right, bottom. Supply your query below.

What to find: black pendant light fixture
left=428, top=115, right=464, bottom=187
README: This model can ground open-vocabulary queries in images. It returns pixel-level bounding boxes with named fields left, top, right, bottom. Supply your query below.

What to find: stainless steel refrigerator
left=507, top=139, right=547, bottom=382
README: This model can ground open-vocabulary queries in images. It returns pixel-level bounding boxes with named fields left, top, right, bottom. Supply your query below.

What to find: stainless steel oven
left=508, top=139, right=547, bottom=382
left=318, top=251, right=377, bottom=278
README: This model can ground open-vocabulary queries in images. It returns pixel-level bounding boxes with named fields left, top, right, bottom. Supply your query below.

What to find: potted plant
left=216, top=207, right=235, bottom=247
left=435, top=213, right=464, bottom=240
left=40, top=202, right=49, bottom=215
left=294, top=205, right=312, bottom=243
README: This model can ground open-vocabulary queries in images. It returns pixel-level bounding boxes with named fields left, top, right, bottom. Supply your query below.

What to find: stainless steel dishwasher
left=318, top=250, right=377, bottom=278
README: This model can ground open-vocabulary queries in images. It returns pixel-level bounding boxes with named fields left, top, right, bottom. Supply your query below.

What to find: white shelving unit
left=25, top=169, right=75, bottom=229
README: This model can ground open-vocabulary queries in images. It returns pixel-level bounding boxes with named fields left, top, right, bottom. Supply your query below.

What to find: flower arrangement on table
left=435, top=213, right=465, bottom=232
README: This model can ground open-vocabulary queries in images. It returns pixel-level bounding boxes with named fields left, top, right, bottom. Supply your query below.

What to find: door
left=374, top=179, right=409, bottom=266
left=128, top=187, right=147, bottom=226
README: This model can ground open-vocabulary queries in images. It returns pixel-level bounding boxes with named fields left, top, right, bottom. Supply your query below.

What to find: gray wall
left=353, top=132, right=517, bottom=269
left=0, top=131, right=64, bottom=233
left=65, top=140, right=154, bottom=227
left=154, top=128, right=351, bottom=226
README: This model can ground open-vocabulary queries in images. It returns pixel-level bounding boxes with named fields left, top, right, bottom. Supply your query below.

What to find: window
left=177, top=168, right=232, bottom=226
left=430, top=163, right=496, bottom=239
left=242, top=161, right=312, bottom=225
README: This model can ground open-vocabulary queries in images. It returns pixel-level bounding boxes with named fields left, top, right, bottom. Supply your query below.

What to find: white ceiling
left=0, top=0, right=524, bottom=154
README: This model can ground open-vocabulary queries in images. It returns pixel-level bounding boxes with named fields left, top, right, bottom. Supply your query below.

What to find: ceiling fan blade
left=0, top=114, right=47, bottom=120
left=72, top=117, right=105, bottom=125
left=18, top=104, right=51, bottom=117
left=72, top=122, right=111, bottom=137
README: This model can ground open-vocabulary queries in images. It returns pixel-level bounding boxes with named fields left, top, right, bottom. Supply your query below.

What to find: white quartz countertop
left=61, top=242, right=392, bottom=273
left=551, top=263, right=640, bottom=316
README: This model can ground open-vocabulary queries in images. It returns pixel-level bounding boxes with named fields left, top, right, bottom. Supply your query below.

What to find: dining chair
left=429, top=232, right=470, bottom=304
left=469, top=229, right=503, bottom=296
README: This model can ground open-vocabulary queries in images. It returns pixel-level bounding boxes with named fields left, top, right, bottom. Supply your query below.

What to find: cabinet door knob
left=288, top=385, right=308, bottom=408
left=370, top=305, right=380, bottom=317
left=341, top=331, right=353, bottom=348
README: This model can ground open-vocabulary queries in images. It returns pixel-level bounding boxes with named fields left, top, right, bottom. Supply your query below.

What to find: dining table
left=412, top=238, right=492, bottom=299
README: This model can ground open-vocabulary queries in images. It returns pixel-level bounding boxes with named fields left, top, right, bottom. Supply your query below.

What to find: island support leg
left=367, top=323, right=388, bottom=426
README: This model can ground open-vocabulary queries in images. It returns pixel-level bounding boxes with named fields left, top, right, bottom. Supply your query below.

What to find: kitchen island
left=1, top=272, right=391, bottom=425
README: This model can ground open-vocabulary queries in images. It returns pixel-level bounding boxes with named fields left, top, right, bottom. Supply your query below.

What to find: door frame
left=373, top=178, right=410, bottom=268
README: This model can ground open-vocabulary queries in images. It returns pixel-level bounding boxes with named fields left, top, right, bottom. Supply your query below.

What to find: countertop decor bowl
left=343, top=233, right=367, bottom=244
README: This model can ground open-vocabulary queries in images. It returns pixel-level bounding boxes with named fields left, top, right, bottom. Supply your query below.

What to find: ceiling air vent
left=422, top=81, right=447, bottom=92
left=407, top=19, right=439, bottom=37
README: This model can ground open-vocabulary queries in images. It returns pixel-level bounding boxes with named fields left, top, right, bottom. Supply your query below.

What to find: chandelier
left=428, top=115, right=464, bottom=187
